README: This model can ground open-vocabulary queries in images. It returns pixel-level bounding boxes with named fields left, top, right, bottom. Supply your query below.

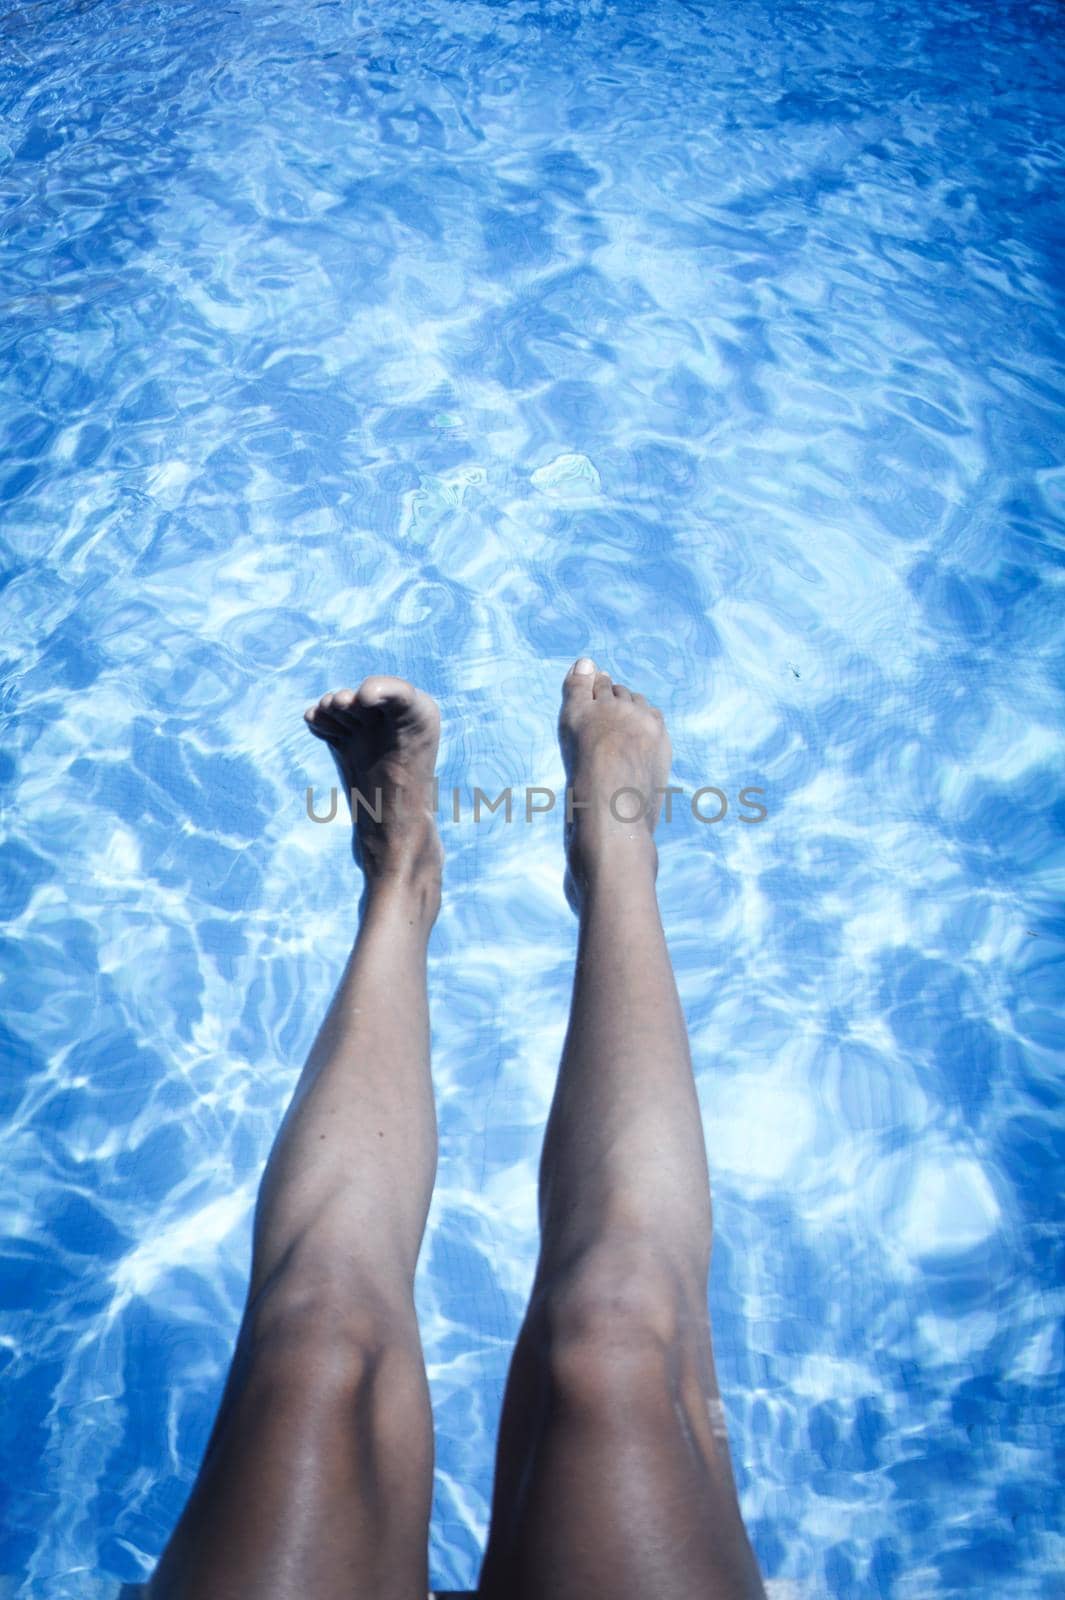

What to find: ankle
left=362, top=864, right=442, bottom=931
left=567, top=833, right=659, bottom=912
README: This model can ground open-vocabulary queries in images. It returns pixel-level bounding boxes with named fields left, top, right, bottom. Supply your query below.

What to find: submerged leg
left=149, top=676, right=443, bottom=1600
left=478, top=659, right=764, bottom=1600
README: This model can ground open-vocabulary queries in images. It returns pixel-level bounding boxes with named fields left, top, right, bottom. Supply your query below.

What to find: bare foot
left=558, top=657, right=671, bottom=912
left=305, top=675, right=442, bottom=916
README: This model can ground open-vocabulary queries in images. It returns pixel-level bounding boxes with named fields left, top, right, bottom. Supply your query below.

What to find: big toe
left=563, top=657, right=598, bottom=700
left=354, top=676, right=440, bottom=747
left=355, top=674, right=418, bottom=713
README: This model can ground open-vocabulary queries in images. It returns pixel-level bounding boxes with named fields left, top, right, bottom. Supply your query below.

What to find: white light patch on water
left=707, top=1074, right=817, bottom=1185
left=916, top=1310, right=1000, bottom=1364
left=529, top=452, right=602, bottom=500
left=146, top=461, right=193, bottom=508
left=1010, top=1320, right=1064, bottom=1382
left=791, top=1353, right=882, bottom=1402
left=113, top=1193, right=253, bottom=1299
left=896, top=1153, right=1003, bottom=1260
left=966, top=714, right=1062, bottom=784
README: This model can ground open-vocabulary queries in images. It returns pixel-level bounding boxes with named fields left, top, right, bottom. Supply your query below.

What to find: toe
left=304, top=703, right=343, bottom=741
left=633, top=692, right=662, bottom=717
left=317, top=690, right=359, bottom=720
left=355, top=674, right=417, bottom=712
left=593, top=670, right=613, bottom=699
left=563, top=657, right=597, bottom=697
left=611, top=683, right=634, bottom=702
left=324, top=687, right=365, bottom=726
left=353, top=674, right=440, bottom=740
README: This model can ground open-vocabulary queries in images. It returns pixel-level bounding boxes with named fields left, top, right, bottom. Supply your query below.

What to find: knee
left=535, top=1238, right=704, bottom=1408
left=241, top=1267, right=421, bottom=1409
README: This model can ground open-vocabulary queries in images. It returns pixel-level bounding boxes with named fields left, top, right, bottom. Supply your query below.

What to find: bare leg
left=478, top=659, right=764, bottom=1600
left=149, top=677, right=443, bottom=1600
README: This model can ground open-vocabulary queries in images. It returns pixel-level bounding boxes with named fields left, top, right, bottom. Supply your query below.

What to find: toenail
left=572, top=657, right=596, bottom=675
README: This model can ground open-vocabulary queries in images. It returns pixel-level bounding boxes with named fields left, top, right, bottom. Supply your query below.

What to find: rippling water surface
left=2, top=0, right=1064, bottom=1594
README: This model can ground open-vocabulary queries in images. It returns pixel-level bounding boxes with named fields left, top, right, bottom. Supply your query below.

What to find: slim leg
left=478, top=659, right=764, bottom=1600
left=149, top=677, right=443, bottom=1600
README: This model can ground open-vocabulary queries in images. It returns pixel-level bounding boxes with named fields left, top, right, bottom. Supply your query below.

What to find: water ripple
left=1, top=0, right=1064, bottom=1596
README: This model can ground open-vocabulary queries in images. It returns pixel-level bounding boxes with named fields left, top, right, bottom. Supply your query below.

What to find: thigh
left=147, top=1302, right=434, bottom=1600
left=477, top=1309, right=764, bottom=1600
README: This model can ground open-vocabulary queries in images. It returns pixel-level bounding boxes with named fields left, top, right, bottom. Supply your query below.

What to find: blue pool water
left=2, top=0, right=1064, bottom=1594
